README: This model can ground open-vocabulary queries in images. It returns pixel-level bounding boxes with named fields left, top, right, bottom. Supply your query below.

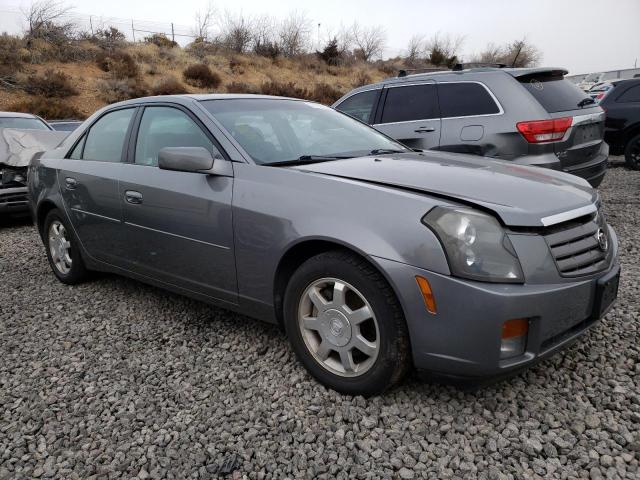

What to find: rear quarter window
left=616, top=84, right=640, bottom=103
left=519, top=74, right=590, bottom=113
left=438, top=82, right=500, bottom=117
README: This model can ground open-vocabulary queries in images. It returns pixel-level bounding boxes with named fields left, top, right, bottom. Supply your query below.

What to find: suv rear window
left=518, top=73, right=590, bottom=113
left=438, top=82, right=500, bottom=117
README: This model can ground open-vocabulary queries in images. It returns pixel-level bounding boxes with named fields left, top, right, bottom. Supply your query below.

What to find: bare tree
left=218, top=10, right=253, bottom=53
left=470, top=38, right=541, bottom=67
left=22, top=0, right=75, bottom=42
left=251, top=14, right=276, bottom=51
left=405, top=34, right=426, bottom=66
left=351, top=22, right=386, bottom=62
left=426, top=32, right=464, bottom=67
left=193, top=2, right=215, bottom=40
left=278, top=11, right=311, bottom=57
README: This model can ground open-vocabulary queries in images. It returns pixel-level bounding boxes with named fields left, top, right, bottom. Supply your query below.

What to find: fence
left=0, top=6, right=198, bottom=46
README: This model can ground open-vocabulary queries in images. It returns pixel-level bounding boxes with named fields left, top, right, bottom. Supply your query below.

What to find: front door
left=58, top=107, right=136, bottom=264
left=373, top=82, right=442, bottom=150
left=119, top=105, right=237, bottom=304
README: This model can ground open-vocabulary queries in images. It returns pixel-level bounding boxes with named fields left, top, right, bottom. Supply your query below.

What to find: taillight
left=516, top=117, right=573, bottom=143
left=596, top=93, right=605, bottom=100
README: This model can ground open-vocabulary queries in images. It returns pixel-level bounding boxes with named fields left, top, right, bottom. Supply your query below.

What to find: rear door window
left=617, top=85, right=640, bottom=103
left=438, top=83, right=500, bottom=117
left=335, top=90, right=379, bottom=123
left=380, top=84, right=439, bottom=123
left=82, top=108, right=135, bottom=162
left=518, top=74, right=590, bottom=113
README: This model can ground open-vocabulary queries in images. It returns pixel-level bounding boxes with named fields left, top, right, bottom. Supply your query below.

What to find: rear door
left=118, top=104, right=237, bottom=304
left=373, top=82, right=441, bottom=150
left=517, top=72, right=606, bottom=175
left=57, top=107, right=136, bottom=265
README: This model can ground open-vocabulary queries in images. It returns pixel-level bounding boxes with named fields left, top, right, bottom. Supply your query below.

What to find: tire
left=283, top=250, right=410, bottom=396
left=624, top=133, right=640, bottom=170
left=43, top=208, right=89, bottom=284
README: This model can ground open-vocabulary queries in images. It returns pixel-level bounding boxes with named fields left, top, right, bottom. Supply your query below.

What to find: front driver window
left=135, top=106, right=219, bottom=166
left=82, top=108, right=134, bottom=162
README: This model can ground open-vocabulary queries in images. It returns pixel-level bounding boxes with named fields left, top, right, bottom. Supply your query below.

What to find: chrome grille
left=544, top=212, right=610, bottom=277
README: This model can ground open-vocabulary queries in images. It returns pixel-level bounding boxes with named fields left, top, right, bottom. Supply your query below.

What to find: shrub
left=225, top=81, right=260, bottom=94
left=353, top=70, right=372, bottom=87
left=183, top=64, right=221, bottom=89
left=92, top=27, right=126, bottom=50
left=254, top=41, right=281, bottom=60
left=309, top=82, right=344, bottom=105
left=150, top=76, right=188, bottom=96
left=260, top=81, right=309, bottom=99
left=316, top=38, right=343, bottom=66
left=8, top=97, right=83, bottom=120
left=186, top=38, right=219, bottom=60
left=98, top=78, right=148, bottom=103
left=144, top=34, right=177, bottom=49
left=229, top=56, right=246, bottom=74
left=96, top=50, right=139, bottom=79
left=26, top=69, right=78, bottom=98
left=0, top=34, right=26, bottom=75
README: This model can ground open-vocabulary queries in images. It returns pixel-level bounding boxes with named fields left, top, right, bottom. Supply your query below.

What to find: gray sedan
left=29, top=95, right=620, bottom=395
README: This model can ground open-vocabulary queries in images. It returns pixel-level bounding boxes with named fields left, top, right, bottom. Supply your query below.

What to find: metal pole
left=171, top=23, right=175, bottom=42
left=89, top=15, right=93, bottom=35
left=131, top=19, right=136, bottom=42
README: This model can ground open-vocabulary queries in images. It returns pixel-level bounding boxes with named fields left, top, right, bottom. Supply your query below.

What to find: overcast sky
left=2, top=0, right=639, bottom=74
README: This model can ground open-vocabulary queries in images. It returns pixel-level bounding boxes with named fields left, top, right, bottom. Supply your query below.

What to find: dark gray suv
left=333, top=67, right=609, bottom=187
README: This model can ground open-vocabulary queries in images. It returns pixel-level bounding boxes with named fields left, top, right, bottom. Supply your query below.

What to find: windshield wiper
left=266, top=155, right=354, bottom=167
left=577, top=98, right=595, bottom=108
left=368, top=148, right=406, bottom=155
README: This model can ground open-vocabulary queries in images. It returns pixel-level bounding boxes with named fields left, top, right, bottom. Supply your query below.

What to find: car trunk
left=515, top=70, right=607, bottom=178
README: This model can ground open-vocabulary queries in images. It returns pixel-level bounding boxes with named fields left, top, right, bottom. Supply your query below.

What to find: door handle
left=124, top=190, right=143, bottom=204
left=64, top=177, right=78, bottom=190
left=414, top=126, right=436, bottom=133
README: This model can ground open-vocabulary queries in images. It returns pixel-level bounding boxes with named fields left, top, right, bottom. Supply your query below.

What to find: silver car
left=29, top=95, right=620, bottom=395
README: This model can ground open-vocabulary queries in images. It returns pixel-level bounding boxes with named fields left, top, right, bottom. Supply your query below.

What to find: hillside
left=0, top=34, right=394, bottom=120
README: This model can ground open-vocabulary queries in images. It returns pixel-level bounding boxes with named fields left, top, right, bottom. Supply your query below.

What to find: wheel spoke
left=316, top=341, right=332, bottom=361
left=331, top=281, right=346, bottom=307
left=339, top=350, right=356, bottom=373
left=353, top=334, right=377, bottom=357
left=308, top=287, right=328, bottom=312
left=302, top=315, right=320, bottom=331
left=347, top=305, right=372, bottom=325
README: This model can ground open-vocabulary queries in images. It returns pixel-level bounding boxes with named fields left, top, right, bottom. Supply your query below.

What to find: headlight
left=423, top=207, right=524, bottom=283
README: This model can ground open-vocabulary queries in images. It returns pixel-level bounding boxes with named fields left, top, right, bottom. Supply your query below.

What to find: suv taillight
left=516, top=117, right=573, bottom=143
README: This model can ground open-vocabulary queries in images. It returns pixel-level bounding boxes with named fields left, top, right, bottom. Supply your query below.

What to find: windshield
left=0, top=117, right=50, bottom=130
left=200, top=99, right=407, bottom=165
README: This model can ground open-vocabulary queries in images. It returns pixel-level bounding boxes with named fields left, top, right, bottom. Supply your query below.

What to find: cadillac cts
left=29, top=95, right=620, bottom=395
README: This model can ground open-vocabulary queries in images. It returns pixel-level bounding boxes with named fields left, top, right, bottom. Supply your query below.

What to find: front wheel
left=43, top=209, right=89, bottom=284
left=283, top=250, right=410, bottom=396
left=625, top=133, right=640, bottom=170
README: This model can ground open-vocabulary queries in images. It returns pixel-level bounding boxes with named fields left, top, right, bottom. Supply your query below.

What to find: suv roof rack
left=397, top=67, right=448, bottom=78
left=451, top=62, right=508, bottom=71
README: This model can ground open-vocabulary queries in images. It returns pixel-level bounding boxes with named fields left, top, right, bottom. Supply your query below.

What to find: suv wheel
left=625, top=133, right=640, bottom=170
left=43, top=209, right=89, bottom=284
left=283, top=250, right=410, bottom=396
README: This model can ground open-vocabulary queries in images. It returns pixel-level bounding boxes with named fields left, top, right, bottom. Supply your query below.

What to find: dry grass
left=0, top=40, right=390, bottom=117
left=7, top=97, right=82, bottom=120
left=25, top=69, right=78, bottom=98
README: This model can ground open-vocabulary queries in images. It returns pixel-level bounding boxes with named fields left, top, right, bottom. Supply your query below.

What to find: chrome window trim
left=333, top=86, right=382, bottom=106
left=540, top=204, right=597, bottom=227
left=373, top=80, right=504, bottom=126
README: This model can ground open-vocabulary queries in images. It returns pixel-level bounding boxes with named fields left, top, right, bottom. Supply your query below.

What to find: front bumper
left=372, top=253, right=620, bottom=380
left=0, top=185, right=29, bottom=216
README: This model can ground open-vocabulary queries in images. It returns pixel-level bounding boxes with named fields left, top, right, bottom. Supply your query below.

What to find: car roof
left=341, top=66, right=570, bottom=96
left=109, top=93, right=309, bottom=108
left=0, top=111, right=42, bottom=119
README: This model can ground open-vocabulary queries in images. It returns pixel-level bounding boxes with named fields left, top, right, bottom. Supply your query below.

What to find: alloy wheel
left=297, top=277, right=380, bottom=377
left=48, top=220, right=72, bottom=275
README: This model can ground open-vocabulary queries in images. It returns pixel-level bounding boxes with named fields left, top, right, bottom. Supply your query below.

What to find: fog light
left=500, top=318, right=529, bottom=359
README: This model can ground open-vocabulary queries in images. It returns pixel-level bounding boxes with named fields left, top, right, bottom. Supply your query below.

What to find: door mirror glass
left=158, top=147, right=214, bottom=173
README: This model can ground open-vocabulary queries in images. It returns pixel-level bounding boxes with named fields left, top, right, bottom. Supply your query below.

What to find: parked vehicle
left=48, top=120, right=83, bottom=132
left=333, top=67, right=609, bottom=187
left=598, top=78, right=640, bottom=169
left=1, top=113, right=55, bottom=218
left=29, top=95, right=620, bottom=395
left=578, top=68, right=640, bottom=91
left=588, top=82, right=615, bottom=102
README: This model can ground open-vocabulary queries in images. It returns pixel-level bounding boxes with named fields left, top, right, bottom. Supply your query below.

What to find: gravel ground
left=1, top=156, right=639, bottom=480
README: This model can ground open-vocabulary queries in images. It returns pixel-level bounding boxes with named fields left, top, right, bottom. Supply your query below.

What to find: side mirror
left=158, top=147, right=214, bottom=173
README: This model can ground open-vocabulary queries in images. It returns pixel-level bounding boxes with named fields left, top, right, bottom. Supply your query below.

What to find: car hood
left=292, top=152, right=598, bottom=227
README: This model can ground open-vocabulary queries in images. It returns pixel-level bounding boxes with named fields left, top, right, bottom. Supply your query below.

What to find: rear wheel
left=624, top=133, right=640, bottom=170
left=283, top=250, right=410, bottom=396
left=43, top=209, right=89, bottom=284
